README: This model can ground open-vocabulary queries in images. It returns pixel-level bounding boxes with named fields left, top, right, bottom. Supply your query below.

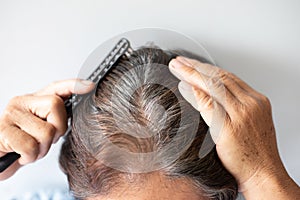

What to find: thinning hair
left=59, top=47, right=238, bottom=200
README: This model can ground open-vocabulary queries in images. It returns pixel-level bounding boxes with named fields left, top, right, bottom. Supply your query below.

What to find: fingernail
left=79, top=80, right=94, bottom=86
left=75, top=80, right=95, bottom=93
left=176, top=56, right=192, bottom=66
left=178, top=81, right=199, bottom=111
left=170, top=59, right=185, bottom=69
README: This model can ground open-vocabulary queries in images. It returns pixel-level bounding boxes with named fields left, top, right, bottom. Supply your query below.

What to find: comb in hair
left=0, top=38, right=133, bottom=173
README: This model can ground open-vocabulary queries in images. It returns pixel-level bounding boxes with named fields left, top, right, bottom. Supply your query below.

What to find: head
left=59, top=47, right=238, bottom=200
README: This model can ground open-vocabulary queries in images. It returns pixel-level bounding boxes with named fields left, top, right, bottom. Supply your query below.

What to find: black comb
left=0, top=38, right=133, bottom=173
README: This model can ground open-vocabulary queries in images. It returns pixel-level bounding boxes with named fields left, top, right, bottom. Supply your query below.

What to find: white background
left=0, top=0, right=299, bottom=199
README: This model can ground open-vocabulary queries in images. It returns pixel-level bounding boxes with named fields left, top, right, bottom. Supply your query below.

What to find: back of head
left=59, top=47, right=238, bottom=200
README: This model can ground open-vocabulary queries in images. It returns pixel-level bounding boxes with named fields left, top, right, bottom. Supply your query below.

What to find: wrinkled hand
left=0, top=79, right=94, bottom=180
left=168, top=57, right=285, bottom=190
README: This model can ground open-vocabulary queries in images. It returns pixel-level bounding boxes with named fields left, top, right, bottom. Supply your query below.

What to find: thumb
left=35, top=79, right=95, bottom=97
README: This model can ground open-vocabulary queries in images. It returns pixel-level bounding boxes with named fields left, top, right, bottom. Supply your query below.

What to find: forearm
left=241, top=165, right=300, bottom=200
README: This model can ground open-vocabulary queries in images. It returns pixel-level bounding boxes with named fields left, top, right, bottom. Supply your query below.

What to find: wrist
left=240, top=163, right=300, bottom=200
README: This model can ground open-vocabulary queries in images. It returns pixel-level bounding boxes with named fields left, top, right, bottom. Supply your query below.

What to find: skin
left=87, top=173, right=206, bottom=200
left=168, top=56, right=300, bottom=200
left=0, top=79, right=95, bottom=180
left=0, top=59, right=299, bottom=199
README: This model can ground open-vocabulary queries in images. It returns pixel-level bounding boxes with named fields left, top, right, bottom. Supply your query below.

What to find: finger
left=225, top=72, right=264, bottom=101
left=35, top=79, right=95, bottom=97
left=169, top=59, right=207, bottom=92
left=192, top=85, right=229, bottom=130
left=13, top=95, right=67, bottom=144
left=24, top=95, right=68, bottom=142
left=171, top=57, right=246, bottom=100
left=169, top=59, right=238, bottom=113
left=178, top=81, right=214, bottom=126
left=0, top=125, right=39, bottom=165
left=178, top=81, right=228, bottom=142
left=12, top=108, right=56, bottom=159
left=177, top=56, right=260, bottom=97
left=176, top=56, right=219, bottom=76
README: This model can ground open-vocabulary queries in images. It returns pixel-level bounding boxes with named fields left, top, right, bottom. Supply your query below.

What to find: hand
left=168, top=57, right=299, bottom=197
left=0, top=79, right=94, bottom=180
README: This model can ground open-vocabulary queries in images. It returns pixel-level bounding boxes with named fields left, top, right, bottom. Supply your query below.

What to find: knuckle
left=8, top=95, right=29, bottom=106
left=4, top=95, right=30, bottom=116
left=214, top=68, right=224, bottom=76
left=239, top=103, right=250, bottom=116
left=185, top=67, right=199, bottom=78
left=46, top=123, right=56, bottom=135
left=48, top=95, right=63, bottom=109
left=261, top=95, right=271, bottom=107
left=9, top=95, right=22, bottom=104
left=22, top=139, right=39, bottom=162
left=245, top=96, right=258, bottom=108
left=208, top=69, right=227, bottom=84
left=218, top=71, right=232, bottom=83
left=0, top=117, right=10, bottom=131
left=0, top=110, right=11, bottom=123
left=41, top=123, right=56, bottom=141
left=203, top=96, right=214, bottom=109
left=0, top=125, right=9, bottom=148
left=242, top=96, right=262, bottom=116
left=3, top=104, right=21, bottom=121
left=6, top=96, right=21, bottom=111
left=194, top=89, right=215, bottom=111
left=207, top=78, right=225, bottom=96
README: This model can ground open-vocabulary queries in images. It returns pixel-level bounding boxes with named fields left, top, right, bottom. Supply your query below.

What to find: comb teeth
left=64, top=38, right=133, bottom=117
left=0, top=40, right=134, bottom=174
left=89, top=38, right=132, bottom=83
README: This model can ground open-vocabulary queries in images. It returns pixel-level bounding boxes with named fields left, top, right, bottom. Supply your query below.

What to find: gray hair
left=59, top=47, right=238, bottom=199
